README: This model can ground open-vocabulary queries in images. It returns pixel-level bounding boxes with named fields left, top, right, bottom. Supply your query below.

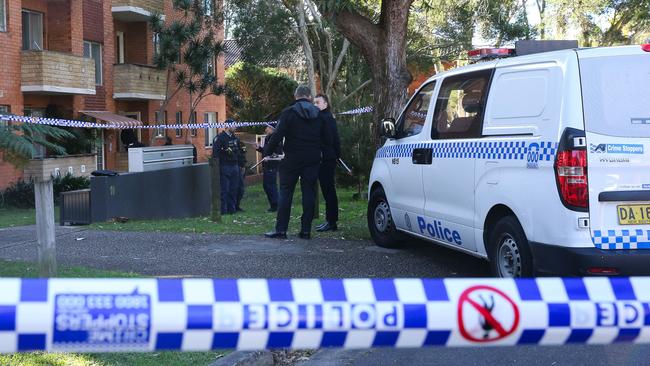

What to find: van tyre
left=488, top=216, right=533, bottom=278
left=368, top=188, right=404, bottom=248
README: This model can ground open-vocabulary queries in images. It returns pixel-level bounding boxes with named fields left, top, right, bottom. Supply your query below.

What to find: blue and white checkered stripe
left=376, top=141, right=558, bottom=161
left=592, top=230, right=650, bottom=250
left=3, top=277, right=650, bottom=353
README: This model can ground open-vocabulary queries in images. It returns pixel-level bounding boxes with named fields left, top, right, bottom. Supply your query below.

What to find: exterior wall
left=0, top=0, right=227, bottom=189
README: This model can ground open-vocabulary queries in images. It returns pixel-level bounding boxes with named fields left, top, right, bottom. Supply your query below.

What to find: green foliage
left=225, top=62, right=298, bottom=132
left=0, top=123, right=74, bottom=167
left=0, top=174, right=90, bottom=209
left=227, top=0, right=301, bottom=67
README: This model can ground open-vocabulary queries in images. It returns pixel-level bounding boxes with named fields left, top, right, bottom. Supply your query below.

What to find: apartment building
left=0, top=0, right=226, bottom=189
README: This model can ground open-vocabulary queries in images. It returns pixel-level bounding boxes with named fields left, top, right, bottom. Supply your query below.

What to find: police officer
left=256, top=124, right=283, bottom=212
left=264, top=85, right=332, bottom=239
left=212, top=119, right=241, bottom=215
left=314, top=94, right=341, bottom=232
left=235, top=138, right=247, bottom=212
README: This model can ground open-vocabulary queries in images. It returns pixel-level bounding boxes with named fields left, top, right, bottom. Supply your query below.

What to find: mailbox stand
left=25, top=159, right=57, bottom=277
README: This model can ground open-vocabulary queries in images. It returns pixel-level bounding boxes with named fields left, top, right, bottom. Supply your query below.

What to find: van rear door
left=579, top=46, right=650, bottom=249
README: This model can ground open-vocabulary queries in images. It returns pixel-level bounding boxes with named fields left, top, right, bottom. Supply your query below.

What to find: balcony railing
left=112, top=0, right=164, bottom=22
left=113, top=63, right=167, bottom=100
left=21, top=51, right=95, bottom=95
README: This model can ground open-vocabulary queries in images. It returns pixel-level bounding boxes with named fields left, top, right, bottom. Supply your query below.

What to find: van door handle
left=412, top=148, right=433, bottom=165
left=599, top=190, right=650, bottom=202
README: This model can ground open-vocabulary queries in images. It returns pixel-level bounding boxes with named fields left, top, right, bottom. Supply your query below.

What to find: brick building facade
left=0, top=0, right=226, bottom=189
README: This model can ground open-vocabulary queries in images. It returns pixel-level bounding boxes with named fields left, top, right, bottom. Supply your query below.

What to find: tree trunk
left=323, top=0, right=413, bottom=147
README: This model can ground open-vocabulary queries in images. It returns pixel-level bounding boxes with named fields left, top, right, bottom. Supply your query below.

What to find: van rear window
left=580, top=54, right=650, bottom=137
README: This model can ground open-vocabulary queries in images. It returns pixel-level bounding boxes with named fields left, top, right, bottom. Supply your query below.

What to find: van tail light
left=642, top=44, right=650, bottom=52
left=555, top=149, right=589, bottom=209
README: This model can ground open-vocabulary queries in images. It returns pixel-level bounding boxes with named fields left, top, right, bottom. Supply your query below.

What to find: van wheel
left=368, top=188, right=404, bottom=248
left=488, top=216, right=533, bottom=278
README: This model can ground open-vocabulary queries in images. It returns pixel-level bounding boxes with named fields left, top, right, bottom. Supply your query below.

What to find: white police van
left=367, top=41, right=650, bottom=277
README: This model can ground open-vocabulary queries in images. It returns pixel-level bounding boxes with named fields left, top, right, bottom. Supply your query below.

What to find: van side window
left=432, top=70, right=492, bottom=140
left=397, top=81, right=436, bottom=138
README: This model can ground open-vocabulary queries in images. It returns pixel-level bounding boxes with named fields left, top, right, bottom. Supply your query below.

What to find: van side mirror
left=380, top=118, right=397, bottom=139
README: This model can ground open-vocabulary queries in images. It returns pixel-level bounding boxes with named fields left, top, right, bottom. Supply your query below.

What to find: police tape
left=3, top=277, right=647, bottom=353
left=0, top=114, right=277, bottom=130
left=0, top=105, right=374, bottom=130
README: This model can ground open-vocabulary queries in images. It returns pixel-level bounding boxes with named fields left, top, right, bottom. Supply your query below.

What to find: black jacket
left=256, top=133, right=283, bottom=169
left=212, top=131, right=241, bottom=165
left=264, top=99, right=332, bottom=164
left=320, top=110, right=341, bottom=160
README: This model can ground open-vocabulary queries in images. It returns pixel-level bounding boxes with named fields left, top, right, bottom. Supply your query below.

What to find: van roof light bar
left=467, top=48, right=514, bottom=62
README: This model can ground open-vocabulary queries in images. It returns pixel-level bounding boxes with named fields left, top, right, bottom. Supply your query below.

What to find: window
left=153, top=32, right=160, bottom=60
left=204, top=56, right=215, bottom=76
left=22, top=10, right=43, bottom=50
left=83, top=41, right=103, bottom=85
left=204, top=112, right=217, bottom=146
left=432, top=70, right=492, bottom=140
left=0, top=105, right=9, bottom=127
left=116, top=32, right=125, bottom=64
left=204, top=0, right=214, bottom=16
left=190, top=111, right=197, bottom=137
left=396, top=81, right=436, bottom=138
left=175, top=111, right=182, bottom=137
left=0, top=1, right=7, bottom=32
left=154, top=111, right=167, bottom=138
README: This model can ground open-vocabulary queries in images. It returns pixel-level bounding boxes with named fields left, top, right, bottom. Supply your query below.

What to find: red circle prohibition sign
left=457, top=285, right=520, bottom=343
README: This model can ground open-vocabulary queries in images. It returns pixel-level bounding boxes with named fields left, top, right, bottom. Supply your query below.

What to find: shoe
left=236, top=207, right=245, bottom=212
left=298, top=232, right=311, bottom=240
left=316, top=222, right=338, bottom=232
left=264, top=231, right=287, bottom=239
left=267, top=207, right=277, bottom=213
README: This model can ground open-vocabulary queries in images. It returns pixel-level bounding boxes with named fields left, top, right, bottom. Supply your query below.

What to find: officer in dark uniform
left=314, top=94, right=341, bottom=232
left=264, top=85, right=332, bottom=239
left=212, top=119, right=241, bottom=215
left=256, top=124, right=283, bottom=212
left=235, top=138, right=247, bottom=212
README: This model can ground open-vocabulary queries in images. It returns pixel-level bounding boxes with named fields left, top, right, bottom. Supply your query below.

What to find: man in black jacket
left=256, top=124, right=283, bottom=212
left=314, top=94, right=341, bottom=232
left=264, top=85, right=332, bottom=239
left=212, top=120, right=241, bottom=215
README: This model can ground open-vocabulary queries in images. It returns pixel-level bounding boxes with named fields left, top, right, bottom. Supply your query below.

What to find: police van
left=367, top=41, right=650, bottom=277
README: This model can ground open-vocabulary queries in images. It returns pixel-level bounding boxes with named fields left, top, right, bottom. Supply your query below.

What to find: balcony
left=21, top=51, right=95, bottom=95
left=113, top=64, right=167, bottom=100
left=112, top=0, right=164, bottom=22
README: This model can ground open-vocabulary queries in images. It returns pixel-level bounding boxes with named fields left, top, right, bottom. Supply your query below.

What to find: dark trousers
left=236, top=168, right=245, bottom=209
left=220, top=164, right=240, bottom=214
left=263, top=166, right=279, bottom=209
left=319, top=159, right=339, bottom=224
left=275, top=160, right=319, bottom=233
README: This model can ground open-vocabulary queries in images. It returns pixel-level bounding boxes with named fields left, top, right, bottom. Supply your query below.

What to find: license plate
left=617, top=204, right=650, bottom=225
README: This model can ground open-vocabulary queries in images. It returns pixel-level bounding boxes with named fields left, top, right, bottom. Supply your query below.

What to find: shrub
left=0, top=174, right=90, bottom=209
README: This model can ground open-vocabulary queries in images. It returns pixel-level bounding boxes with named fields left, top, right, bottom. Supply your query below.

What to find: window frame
left=83, top=40, right=103, bottom=86
left=0, top=105, right=9, bottom=127
left=154, top=111, right=167, bottom=138
left=394, top=81, right=437, bottom=139
left=175, top=111, right=182, bottom=138
left=22, top=9, right=44, bottom=50
left=204, top=112, right=218, bottom=147
left=0, top=1, right=7, bottom=32
left=430, top=69, right=494, bottom=140
left=153, top=32, right=160, bottom=60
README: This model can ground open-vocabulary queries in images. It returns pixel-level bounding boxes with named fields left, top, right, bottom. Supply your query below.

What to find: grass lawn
left=91, top=182, right=371, bottom=240
left=0, top=260, right=224, bottom=366
left=0, top=207, right=60, bottom=229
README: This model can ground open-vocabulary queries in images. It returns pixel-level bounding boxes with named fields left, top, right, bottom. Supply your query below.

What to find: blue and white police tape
left=0, top=114, right=276, bottom=130
left=338, top=106, right=373, bottom=115
left=3, top=277, right=649, bottom=353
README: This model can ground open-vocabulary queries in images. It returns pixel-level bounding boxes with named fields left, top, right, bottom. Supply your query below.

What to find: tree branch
left=325, top=38, right=349, bottom=95
left=326, top=9, right=380, bottom=65
left=339, top=79, right=372, bottom=104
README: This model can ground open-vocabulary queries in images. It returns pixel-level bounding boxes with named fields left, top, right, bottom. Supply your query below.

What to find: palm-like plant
left=0, top=122, right=74, bottom=167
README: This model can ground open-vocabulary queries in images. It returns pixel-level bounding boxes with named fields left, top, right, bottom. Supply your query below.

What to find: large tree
left=318, top=0, right=415, bottom=145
